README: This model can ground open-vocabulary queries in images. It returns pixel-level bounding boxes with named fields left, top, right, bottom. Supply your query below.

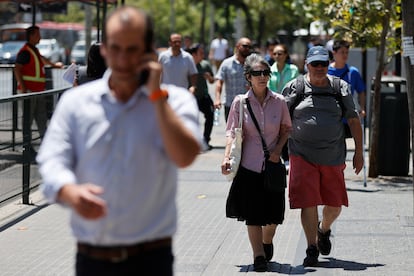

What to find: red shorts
left=288, top=155, right=348, bottom=209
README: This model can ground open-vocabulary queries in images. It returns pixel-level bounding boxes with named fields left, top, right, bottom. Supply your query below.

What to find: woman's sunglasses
left=250, top=70, right=271, bottom=77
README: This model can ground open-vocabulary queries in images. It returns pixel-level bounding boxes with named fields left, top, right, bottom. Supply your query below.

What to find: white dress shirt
left=38, top=74, right=202, bottom=245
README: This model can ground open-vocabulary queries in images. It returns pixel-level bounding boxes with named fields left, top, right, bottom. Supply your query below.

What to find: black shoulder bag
left=245, top=98, right=286, bottom=193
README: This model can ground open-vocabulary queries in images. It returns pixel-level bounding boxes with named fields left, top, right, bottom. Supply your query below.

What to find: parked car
left=37, top=38, right=65, bottom=64
left=0, top=40, right=25, bottom=64
left=70, top=40, right=87, bottom=65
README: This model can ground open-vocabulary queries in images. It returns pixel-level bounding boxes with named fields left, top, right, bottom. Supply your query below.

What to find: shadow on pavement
left=236, top=257, right=384, bottom=274
left=0, top=203, right=48, bottom=232
left=318, top=257, right=385, bottom=271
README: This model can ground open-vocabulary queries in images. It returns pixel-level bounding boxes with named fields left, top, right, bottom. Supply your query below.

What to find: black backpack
left=289, top=75, right=352, bottom=138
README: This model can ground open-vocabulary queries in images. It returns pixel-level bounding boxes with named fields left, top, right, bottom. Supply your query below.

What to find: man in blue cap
left=282, top=46, right=364, bottom=267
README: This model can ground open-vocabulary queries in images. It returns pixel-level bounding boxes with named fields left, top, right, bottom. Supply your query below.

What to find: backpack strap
left=338, top=65, right=350, bottom=80
left=290, top=75, right=345, bottom=117
left=331, top=76, right=345, bottom=117
left=289, top=75, right=305, bottom=117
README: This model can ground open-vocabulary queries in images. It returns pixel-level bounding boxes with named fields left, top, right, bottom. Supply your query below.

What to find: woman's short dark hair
left=86, top=43, right=106, bottom=78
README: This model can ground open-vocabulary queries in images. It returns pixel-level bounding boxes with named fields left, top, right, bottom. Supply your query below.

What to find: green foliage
left=298, top=0, right=402, bottom=60
left=50, top=2, right=85, bottom=23
left=48, top=0, right=401, bottom=55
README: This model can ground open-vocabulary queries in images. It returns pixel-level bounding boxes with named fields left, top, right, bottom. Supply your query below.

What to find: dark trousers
left=224, top=105, right=231, bottom=123
left=76, top=246, right=173, bottom=276
left=197, top=95, right=214, bottom=143
left=281, top=143, right=289, bottom=162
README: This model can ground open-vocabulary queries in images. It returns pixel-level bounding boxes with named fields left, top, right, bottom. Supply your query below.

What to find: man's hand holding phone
left=137, top=51, right=168, bottom=102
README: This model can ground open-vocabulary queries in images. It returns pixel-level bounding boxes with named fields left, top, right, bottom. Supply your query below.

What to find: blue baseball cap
left=306, top=46, right=329, bottom=64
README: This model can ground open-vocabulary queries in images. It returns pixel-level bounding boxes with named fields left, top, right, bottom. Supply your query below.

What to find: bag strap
left=238, top=95, right=244, bottom=129
left=245, top=98, right=270, bottom=159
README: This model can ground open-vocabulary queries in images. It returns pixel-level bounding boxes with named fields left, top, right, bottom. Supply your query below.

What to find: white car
left=70, top=40, right=87, bottom=65
left=0, top=40, right=25, bottom=64
left=37, top=38, right=65, bottom=63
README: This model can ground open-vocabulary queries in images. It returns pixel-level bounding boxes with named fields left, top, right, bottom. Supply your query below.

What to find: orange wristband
left=149, top=89, right=168, bottom=102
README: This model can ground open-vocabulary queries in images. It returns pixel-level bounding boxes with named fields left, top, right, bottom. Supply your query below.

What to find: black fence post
left=12, top=68, right=18, bottom=151
left=22, top=99, right=31, bottom=205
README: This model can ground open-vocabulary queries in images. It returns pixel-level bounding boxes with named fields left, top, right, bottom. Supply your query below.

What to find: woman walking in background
left=268, top=44, right=299, bottom=171
left=221, top=54, right=291, bottom=272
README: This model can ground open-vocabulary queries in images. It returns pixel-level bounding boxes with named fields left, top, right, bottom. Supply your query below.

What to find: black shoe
left=303, top=245, right=319, bottom=267
left=253, top=256, right=267, bottom=272
left=318, top=222, right=332, bottom=255
left=263, top=243, right=273, bottom=261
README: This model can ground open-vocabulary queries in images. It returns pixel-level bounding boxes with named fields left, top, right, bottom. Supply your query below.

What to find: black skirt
left=226, top=166, right=285, bottom=226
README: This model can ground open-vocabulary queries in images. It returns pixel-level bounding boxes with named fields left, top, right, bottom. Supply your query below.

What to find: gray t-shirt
left=282, top=75, right=358, bottom=165
left=158, top=48, right=198, bottom=89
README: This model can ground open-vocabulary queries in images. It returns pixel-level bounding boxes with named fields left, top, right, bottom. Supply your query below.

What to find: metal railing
left=0, top=65, right=71, bottom=205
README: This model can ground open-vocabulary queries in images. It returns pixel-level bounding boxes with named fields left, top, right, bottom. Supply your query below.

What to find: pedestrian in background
left=328, top=39, right=366, bottom=118
left=263, top=38, right=279, bottom=66
left=14, top=25, right=63, bottom=143
left=268, top=44, right=299, bottom=170
left=222, top=54, right=291, bottom=272
left=158, top=33, right=198, bottom=93
left=187, top=43, right=215, bottom=151
left=74, top=42, right=107, bottom=86
left=282, top=46, right=363, bottom=267
left=209, top=32, right=229, bottom=71
left=214, top=37, right=252, bottom=121
left=37, top=6, right=202, bottom=275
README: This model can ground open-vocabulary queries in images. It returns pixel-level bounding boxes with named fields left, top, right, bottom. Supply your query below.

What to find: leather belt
left=77, top=237, right=172, bottom=263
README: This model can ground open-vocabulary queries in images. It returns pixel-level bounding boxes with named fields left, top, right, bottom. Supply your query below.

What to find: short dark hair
left=332, top=40, right=350, bottom=51
left=103, top=6, right=154, bottom=50
left=186, top=43, right=202, bottom=55
left=265, top=37, right=280, bottom=47
left=26, top=25, right=39, bottom=41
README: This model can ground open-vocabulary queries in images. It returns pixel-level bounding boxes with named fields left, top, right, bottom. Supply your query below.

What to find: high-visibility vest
left=17, top=43, right=46, bottom=92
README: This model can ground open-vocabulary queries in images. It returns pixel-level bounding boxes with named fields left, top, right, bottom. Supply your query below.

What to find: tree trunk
left=401, top=0, right=414, bottom=213
left=200, top=0, right=207, bottom=45
left=368, top=0, right=393, bottom=177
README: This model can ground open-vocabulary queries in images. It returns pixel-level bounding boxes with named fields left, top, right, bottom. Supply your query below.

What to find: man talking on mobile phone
left=37, top=6, right=202, bottom=275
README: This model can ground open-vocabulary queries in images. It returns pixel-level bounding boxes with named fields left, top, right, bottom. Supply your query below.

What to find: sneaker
left=253, top=256, right=267, bottom=272
left=303, top=245, right=319, bottom=267
left=263, top=243, right=273, bottom=261
left=317, top=222, right=332, bottom=255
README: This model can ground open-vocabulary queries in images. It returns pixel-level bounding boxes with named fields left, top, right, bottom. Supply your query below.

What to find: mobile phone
left=138, top=29, right=154, bottom=85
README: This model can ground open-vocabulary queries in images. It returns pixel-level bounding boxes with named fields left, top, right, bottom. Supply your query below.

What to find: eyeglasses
left=250, top=70, right=271, bottom=77
left=273, top=51, right=285, bottom=56
left=241, top=44, right=252, bottom=49
left=309, top=61, right=329, bottom=67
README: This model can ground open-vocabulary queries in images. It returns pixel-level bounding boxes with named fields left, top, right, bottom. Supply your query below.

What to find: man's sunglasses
left=309, top=61, right=329, bottom=67
left=250, top=70, right=271, bottom=77
left=241, top=44, right=252, bottom=49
